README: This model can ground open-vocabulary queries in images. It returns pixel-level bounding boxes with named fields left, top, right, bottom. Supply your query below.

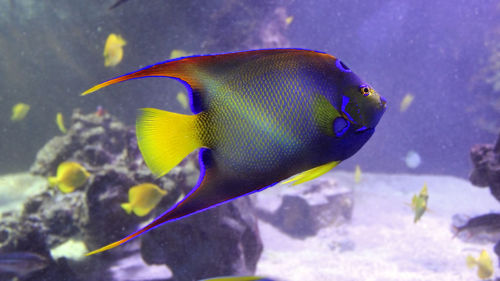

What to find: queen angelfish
left=82, top=48, right=386, bottom=255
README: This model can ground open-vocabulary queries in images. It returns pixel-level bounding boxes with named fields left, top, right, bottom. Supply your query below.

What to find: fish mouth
left=380, top=96, right=387, bottom=108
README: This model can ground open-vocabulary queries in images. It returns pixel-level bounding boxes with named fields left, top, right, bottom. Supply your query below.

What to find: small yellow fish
left=285, top=16, right=294, bottom=26
left=56, top=112, right=67, bottom=133
left=169, top=49, right=189, bottom=59
left=103, top=33, right=127, bottom=67
left=11, top=103, right=30, bottom=122
left=48, top=162, right=90, bottom=193
left=176, top=91, right=189, bottom=110
left=466, top=250, right=493, bottom=280
left=411, top=183, right=428, bottom=223
left=399, top=93, right=414, bottom=112
left=121, top=183, right=167, bottom=217
left=354, top=165, right=361, bottom=184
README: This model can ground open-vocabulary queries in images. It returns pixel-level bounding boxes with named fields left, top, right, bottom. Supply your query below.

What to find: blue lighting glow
left=336, top=59, right=352, bottom=73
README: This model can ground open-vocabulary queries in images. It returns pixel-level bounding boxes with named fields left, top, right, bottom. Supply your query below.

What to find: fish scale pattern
left=196, top=53, right=335, bottom=176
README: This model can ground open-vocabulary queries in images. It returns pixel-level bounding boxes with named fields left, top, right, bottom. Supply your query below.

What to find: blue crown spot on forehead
left=336, top=59, right=352, bottom=73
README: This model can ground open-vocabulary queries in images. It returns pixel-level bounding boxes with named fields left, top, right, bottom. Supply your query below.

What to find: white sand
left=255, top=172, right=499, bottom=281
left=0, top=173, right=47, bottom=213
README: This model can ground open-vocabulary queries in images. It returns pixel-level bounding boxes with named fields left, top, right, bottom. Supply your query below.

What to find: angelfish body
left=82, top=49, right=386, bottom=255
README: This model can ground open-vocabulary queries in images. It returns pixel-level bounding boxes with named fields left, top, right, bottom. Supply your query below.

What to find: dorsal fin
left=81, top=49, right=329, bottom=113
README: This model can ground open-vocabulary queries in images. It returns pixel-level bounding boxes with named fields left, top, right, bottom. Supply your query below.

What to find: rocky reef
left=201, top=0, right=292, bottom=52
left=469, top=133, right=500, bottom=201
left=460, top=133, right=500, bottom=267
left=0, top=109, right=262, bottom=281
left=253, top=177, right=353, bottom=239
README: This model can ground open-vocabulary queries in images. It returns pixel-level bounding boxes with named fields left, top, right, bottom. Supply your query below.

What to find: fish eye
left=360, top=85, right=371, bottom=97
left=335, top=60, right=351, bottom=73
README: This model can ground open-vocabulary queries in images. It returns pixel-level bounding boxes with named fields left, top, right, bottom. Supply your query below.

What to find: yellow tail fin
left=48, top=177, right=58, bottom=187
left=121, top=203, right=133, bottom=214
left=136, top=108, right=201, bottom=177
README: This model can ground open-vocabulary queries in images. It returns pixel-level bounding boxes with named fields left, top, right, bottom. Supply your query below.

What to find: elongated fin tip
left=81, top=85, right=100, bottom=96
left=121, top=203, right=132, bottom=214
left=85, top=242, right=118, bottom=256
left=86, top=225, right=150, bottom=256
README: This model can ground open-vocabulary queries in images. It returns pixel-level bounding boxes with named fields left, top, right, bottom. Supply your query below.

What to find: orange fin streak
left=86, top=224, right=152, bottom=256
left=81, top=49, right=325, bottom=96
left=81, top=57, right=204, bottom=96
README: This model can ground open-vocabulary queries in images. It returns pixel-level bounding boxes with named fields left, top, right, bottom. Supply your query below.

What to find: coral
left=253, top=178, right=353, bottom=239
left=467, top=133, right=500, bottom=267
left=0, top=109, right=263, bottom=280
left=141, top=197, right=262, bottom=281
left=469, top=133, right=500, bottom=201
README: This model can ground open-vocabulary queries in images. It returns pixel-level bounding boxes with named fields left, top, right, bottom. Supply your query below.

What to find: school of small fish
left=56, top=112, right=67, bottom=133
left=48, top=161, right=90, bottom=193
left=10, top=103, right=30, bottom=122
left=354, top=165, right=362, bottom=184
left=103, top=33, right=127, bottom=67
left=466, top=249, right=494, bottom=280
left=399, top=93, right=414, bottom=112
left=121, top=183, right=167, bottom=217
left=410, top=183, right=428, bottom=223
left=176, top=91, right=189, bottom=110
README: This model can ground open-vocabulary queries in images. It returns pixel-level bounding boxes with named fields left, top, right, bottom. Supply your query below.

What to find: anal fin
left=86, top=148, right=276, bottom=256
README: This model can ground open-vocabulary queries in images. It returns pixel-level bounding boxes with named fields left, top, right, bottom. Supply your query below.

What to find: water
left=0, top=1, right=499, bottom=281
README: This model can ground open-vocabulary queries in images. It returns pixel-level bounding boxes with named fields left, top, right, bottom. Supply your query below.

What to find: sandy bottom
left=255, top=171, right=499, bottom=281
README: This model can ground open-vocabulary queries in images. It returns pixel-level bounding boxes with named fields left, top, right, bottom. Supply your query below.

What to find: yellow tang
left=354, top=165, right=362, bottom=184
left=466, top=249, right=493, bottom=280
left=285, top=16, right=294, bottom=26
left=48, top=162, right=90, bottom=193
left=399, top=93, right=414, bottom=112
left=56, top=112, right=67, bottom=133
left=169, top=49, right=189, bottom=59
left=11, top=103, right=30, bottom=122
left=176, top=91, right=189, bottom=110
left=121, top=183, right=167, bottom=217
left=411, top=183, right=428, bottom=223
left=104, top=33, right=127, bottom=67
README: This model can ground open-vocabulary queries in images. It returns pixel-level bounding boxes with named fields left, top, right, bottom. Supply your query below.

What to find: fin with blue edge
left=86, top=149, right=277, bottom=256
